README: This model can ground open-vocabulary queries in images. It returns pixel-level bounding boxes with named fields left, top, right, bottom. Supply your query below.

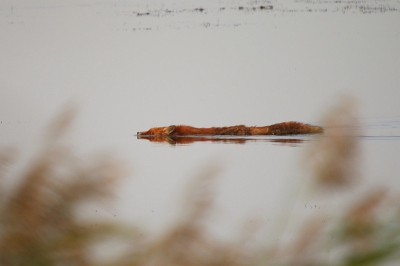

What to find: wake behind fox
left=137, top=122, right=323, bottom=136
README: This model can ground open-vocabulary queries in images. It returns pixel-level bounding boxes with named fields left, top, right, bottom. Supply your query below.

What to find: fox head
left=137, top=125, right=176, bottom=136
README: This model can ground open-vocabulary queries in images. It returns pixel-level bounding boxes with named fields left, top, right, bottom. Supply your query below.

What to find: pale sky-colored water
left=1, top=0, right=400, bottom=241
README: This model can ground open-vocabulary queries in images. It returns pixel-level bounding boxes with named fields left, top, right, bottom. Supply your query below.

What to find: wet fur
left=137, top=121, right=323, bottom=136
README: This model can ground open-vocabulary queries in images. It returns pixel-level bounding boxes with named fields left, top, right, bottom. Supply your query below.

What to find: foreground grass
left=1, top=100, right=400, bottom=265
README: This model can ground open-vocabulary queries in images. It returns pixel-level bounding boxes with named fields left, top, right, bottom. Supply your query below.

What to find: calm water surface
left=1, top=0, right=400, bottom=241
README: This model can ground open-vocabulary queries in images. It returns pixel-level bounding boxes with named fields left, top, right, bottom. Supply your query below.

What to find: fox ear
left=164, top=125, right=176, bottom=135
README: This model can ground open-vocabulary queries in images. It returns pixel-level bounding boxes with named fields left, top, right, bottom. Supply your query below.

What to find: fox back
left=137, top=122, right=323, bottom=136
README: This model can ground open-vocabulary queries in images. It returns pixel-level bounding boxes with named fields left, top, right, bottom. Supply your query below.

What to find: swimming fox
left=137, top=121, right=323, bottom=136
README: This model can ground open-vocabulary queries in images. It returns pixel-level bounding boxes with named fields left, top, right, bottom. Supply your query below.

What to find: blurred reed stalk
left=277, top=96, right=400, bottom=265
left=0, top=108, right=135, bottom=266
left=1, top=99, right=400, bottom=266
left=306, top=96, right=362, bottom=188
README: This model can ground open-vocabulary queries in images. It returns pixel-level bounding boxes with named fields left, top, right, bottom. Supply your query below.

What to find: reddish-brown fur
left=137, top=121, right=323, bottom=136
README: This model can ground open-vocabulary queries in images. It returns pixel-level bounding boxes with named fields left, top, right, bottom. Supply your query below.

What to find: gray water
left=1, top=0, right=400, bottom=242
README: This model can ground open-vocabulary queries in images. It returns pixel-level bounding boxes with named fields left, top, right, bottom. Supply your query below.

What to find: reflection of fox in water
left=137, top=122, right=323, bottom=136
left=137, top=135, right=306, bottom=145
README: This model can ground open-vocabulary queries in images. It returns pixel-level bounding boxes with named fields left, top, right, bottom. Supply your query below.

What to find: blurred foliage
left=1, top=100, right=400, bottom=265
left=305, top=96, right=361, bottom=188
left=0, top=109, right=135, bottom=266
